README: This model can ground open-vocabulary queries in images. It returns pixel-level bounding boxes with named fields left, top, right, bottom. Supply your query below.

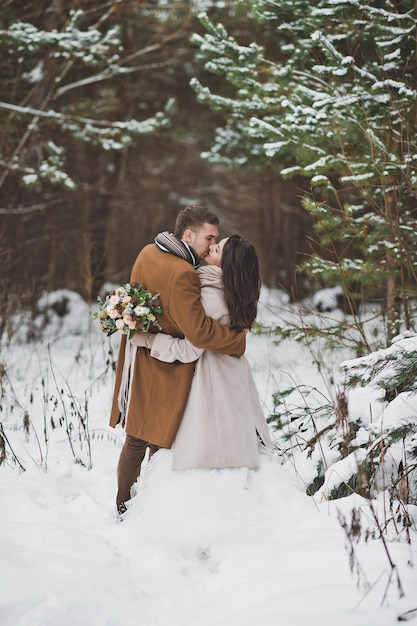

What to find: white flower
left=135, top=306, right=150, bottom=316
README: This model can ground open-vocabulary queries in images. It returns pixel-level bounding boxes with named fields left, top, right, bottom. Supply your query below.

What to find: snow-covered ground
left=0, top=288, right=416, bottom=626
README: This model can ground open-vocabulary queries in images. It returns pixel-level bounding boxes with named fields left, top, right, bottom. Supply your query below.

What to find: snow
left=1, top=288, right=416, bottom=626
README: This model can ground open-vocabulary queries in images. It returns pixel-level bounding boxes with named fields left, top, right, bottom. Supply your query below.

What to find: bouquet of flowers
left=94, top=282, right=162, bottom=339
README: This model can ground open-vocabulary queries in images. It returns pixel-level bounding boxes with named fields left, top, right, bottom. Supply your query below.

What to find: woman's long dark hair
left=221, top=234, right=261, bottom=331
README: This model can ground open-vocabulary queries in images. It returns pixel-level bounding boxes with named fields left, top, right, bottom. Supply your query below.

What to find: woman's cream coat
left=148, top=265, right=273, bottom=470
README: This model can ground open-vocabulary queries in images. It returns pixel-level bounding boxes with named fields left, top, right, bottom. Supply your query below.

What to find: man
left=109, top=204, right=246, bottom=513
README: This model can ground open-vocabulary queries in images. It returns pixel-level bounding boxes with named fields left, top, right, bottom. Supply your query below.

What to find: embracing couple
left=109, top=204, right=273, bottom=515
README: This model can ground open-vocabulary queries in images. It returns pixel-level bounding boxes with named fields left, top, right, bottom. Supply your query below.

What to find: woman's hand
left=129, top=332, right=156, bottom=350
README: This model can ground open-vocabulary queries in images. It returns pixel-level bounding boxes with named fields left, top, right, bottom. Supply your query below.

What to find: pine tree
left=191, top=1, right=417, bottom=344
left=0, top=3, right=174, bottom=193
left=339, top=332, right=417, bottom=503
left=0, top=0, right=183, bottom=304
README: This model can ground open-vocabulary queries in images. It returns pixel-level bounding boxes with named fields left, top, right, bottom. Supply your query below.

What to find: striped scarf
left=154, top=231, right=200, bottom=269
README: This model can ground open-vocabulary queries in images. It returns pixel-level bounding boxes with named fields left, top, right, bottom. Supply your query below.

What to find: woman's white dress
left=148, top=265, right=273, bottom=470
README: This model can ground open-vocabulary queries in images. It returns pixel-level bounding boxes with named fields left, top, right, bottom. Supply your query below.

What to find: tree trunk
left=385, top=188, right=401, bottom=341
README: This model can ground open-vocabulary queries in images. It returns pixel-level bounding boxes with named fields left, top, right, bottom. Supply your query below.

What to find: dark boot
left=116, top=434, right=148, bottom=513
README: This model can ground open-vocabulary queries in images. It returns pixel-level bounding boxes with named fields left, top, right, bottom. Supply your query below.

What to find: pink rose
left=115, top=319, right=124, bottom=330
left=123, top=315, right=133, bottom=324
left=128, top=321, right=136, bottom=329
left=109, top=309, right=119, bottom=319
left=123, top=296, right=132, bottom=304
left=109, top=295, right=119, bottom=305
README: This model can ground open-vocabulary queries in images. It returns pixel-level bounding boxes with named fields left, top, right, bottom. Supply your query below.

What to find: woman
left=131, top=234, right=273, bottom=470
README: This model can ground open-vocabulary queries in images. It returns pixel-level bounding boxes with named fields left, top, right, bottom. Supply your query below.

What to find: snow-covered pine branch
left=0, top=8, right=176, bottom=190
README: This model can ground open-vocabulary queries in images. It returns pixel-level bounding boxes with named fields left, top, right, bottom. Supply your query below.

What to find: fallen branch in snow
left=398, top=607, right=417, bottom=622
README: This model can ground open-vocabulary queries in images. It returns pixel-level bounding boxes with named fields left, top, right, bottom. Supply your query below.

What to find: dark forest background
left=0, top=1, right=313, bottom=308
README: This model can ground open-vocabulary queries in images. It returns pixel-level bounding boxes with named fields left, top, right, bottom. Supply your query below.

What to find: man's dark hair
left=174, top=204, right=219, bottom=238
